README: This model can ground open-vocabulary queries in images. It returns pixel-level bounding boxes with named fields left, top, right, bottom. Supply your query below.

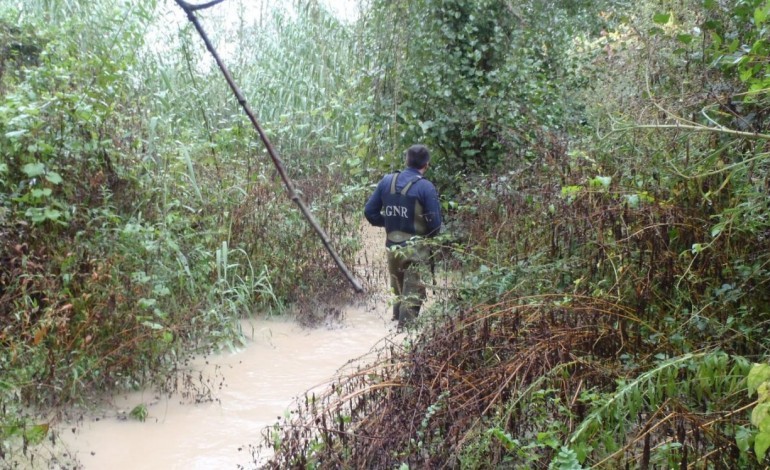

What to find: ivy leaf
left=748, top=363, right=770, bottom=396
left=756, top=431, right=770, bottom=462
left=22, top=162, right=46, bottom=178
left=653, top=13, right=671, bottom=24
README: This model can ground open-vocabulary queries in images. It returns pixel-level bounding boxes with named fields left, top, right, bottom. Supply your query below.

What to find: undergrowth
left=0, top=1, right=363, bottom=465
left=261, top=0, right=770, bottom=468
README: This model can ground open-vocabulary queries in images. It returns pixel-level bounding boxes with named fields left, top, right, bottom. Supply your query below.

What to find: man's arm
left=421, top=182, right=442, bottom=237
left=364, top=179, right=385, bottom=227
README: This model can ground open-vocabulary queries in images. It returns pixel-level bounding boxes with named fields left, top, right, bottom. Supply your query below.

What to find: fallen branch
left=174, top=0, right=363, bottom=293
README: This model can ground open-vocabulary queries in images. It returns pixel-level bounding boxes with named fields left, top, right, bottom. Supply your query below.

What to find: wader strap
left=389, top=171, right=400, bottom=195
left=389, top=171, right=422, bottom=196
left=400, top=176, right=422, bottom=195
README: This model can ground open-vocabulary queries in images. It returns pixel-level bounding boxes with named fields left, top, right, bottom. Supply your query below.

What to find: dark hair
left=406, top=144, right=430, bottom=169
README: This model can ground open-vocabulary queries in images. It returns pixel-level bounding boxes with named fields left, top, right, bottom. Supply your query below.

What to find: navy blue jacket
left=364, top=167, right=442, bottom=246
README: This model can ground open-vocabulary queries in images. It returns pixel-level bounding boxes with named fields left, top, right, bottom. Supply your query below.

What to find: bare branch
left=175, top=0, right=226, bottom=12
left=173, top=1, right=364, bottom=293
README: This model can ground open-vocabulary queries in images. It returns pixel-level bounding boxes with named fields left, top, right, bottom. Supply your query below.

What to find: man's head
left=405, top=144, right=430, bottom=170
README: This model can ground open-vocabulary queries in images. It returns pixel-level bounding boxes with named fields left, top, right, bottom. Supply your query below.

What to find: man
left=364, top=144, right=442, bottom=328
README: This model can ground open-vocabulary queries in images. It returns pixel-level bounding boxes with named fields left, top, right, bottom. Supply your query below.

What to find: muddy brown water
left=60, top=306, right=393, bottom=469
left=59, top=226, right=394, bottom=469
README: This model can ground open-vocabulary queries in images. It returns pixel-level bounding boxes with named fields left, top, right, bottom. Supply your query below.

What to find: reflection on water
left=61, top=304, right=392, bottom=469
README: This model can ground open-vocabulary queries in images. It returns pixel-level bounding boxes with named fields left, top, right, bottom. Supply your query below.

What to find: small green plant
left=129, top=403, right=148, bottom=422
left=747, top=363, right=770, bottom=462
left=550, top=447, right=583, bottom=470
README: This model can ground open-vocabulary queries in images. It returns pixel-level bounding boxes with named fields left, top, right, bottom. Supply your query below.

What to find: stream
left=59, top=226, right=393, bottom=469
left=60, top=303, right=393, bottom=469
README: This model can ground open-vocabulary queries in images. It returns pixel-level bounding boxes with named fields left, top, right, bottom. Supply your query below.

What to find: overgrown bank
left=0, top=1, right=362, bottom=465
left=263, top=0, right=770, bottom=468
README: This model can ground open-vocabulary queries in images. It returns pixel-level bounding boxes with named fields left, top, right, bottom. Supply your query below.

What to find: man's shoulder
left=376, top=172, right=395, bottom=186
left=414, top=178, right=439, bottom=200
left=416, top=176, right=437, bottom=189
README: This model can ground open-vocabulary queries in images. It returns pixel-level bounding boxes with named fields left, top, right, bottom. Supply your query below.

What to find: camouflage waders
left=388, top=243, right=430, bottom=328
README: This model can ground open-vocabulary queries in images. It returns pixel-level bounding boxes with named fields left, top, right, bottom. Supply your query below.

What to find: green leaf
left=748, top=363, right=770, bottom=396
left=677, top=34, right=693, bottom=44
left=141, top=321, right=163, bottom=330
left=751, top=403, right=770, bottom=430
left=653, top=13, right=671, bottom=24
left=25, top=207, right=46, bottom=222
left=589, top=176, right=612, bottom=188
left=4, top=129, right=28, bottom=139
left=130, top=404, right=148, bottom=422
left=43, top=208, right=62, bottom=221
left=22, top=162, right=46, bottom=178
left=760, top=383, right=770, bottom=402
left=138, top=298, right=157, bottom=309
left=755, top=5, right=769, bottom=26
left=736, top=426, right=754, bottom=453
left=741, top=68, right=754, bottom=82
left=573, top=441, right=593, bottom=464
left=756, top=431, right=770, bottom=462
left=45, top=171, right=63, bottom=185
left=552, top=447, right=583, bottom=470
left=31, top=188, right=52, bottom=198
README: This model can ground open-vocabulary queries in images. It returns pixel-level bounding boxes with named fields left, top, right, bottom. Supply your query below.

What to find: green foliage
left=129, top=403, right=148, bottom=422
left=550, top=447, right=584, bottom=470
left=748, top=363, right=770, bottom=462
left=267, top=0, right=770, bottom=467
left=358, top=0, right=616, bottom=185
left=566, top=353, right=751, bottom=465
left=703, top=0, right=770, bottom=100
left=1, top=0, right=367, bottom=466
left=3, top=0, right=770, bottom=467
